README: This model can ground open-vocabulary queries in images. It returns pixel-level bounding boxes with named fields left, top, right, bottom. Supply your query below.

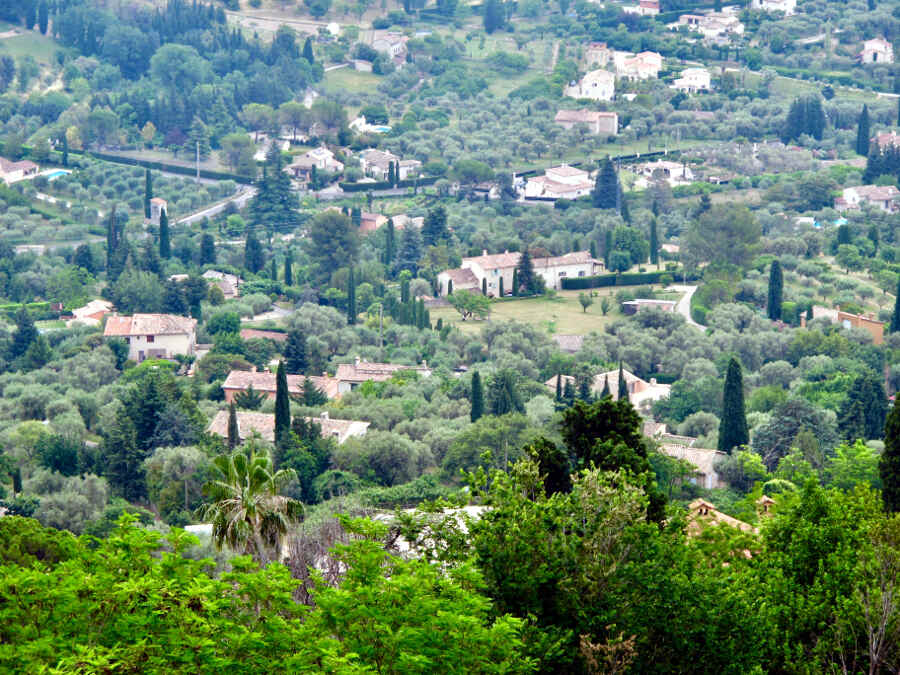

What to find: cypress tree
left=284, top=249, right=293, bottom=286
left=881, top=401, right=900, bottom=512
left=856, top=104, right=871, bottom=156
left=61, top=133, right=68, bottom=167
left=499, top=276, right=504, bottom=297
left=470, top=371, right=484, bottom=422
left=347, top=266, right=357, bottom=325
left=200, top=233, right=216, bottom=265
left=245, top=231, right=264, bottom=273
left=384, top=218, right=396, bottom=268
left=303, top=36, right=315, bottom=62
left=891, top=277, right=900, bottom=333
left=563, top=379, right=575, bottom=407
left=649, top=216, right=659, bottom=268
left=517, top=249, right=537, bottom=295
left=617, top=363, right=629, bottom=403
left=603, top=229, right=613, bottom=269
left=447, top=279, right=453, bottom=295
left=274, top=361, right=291, bottom=448
left=482, top=277, right=487, bottom=295
left=270, top=258, right=278, bottom=281
left=838, top=398, right=867, bottom=443
left=718, top=358, right=749, bottom=453
left=227, top=401, right=239, bottom=449
left=555, top=374, right=562, bottom=401
left=400, top=272, right=411, bottom=304
left=38, top=0, right=48, bottom=34
left=284, top=329, right=307, bottom=374
left=159, top=208, right=170, bottom=259
left=577, top=374, right=592, bottom=402
left=868, top=224, right=879, bottom=253
left=592, top=157, right=619, bottom=209
left=144, top=169, right=152, bottom=220
left=511, top=268, right=518, bottom=296
left=599, top=375, right=610, bottom=399
left=767, top=260, right=783, bottom=321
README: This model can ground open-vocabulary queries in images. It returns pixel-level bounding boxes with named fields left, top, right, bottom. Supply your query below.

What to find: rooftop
left=104, top=313, right=197, bottom=337
left=207, top=410, right=369, bottom=444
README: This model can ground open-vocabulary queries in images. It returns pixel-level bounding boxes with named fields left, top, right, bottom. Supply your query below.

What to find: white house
left=675, top=13, right=743, bottom=40
left=201, top=270, right=242, bottom=299
left=671, top=67, right=711, bottom=93
left=103, top=313, right=197, bottom=363
left=359, top=148, right=421, bottom=180
left=564, top=69, right=615, bottom=101
left=372, top=32, right=408, bottom=61
left=616, top=51, right=663, bottom=80
left=633, top=160, right=694, bottom=189
left=349, top=116, right=390, bottom=134
left=835, top=185, right=900, bottom=213
left=285, top=147, right=344, bottom=180
left=544, top=367, right=670, bottom=408
left=0, top=156, right=38, bottom=184
left=750, top=0, right=796, bottom=15
left=860, top=38, right=894, bottom=64
left=660, top=445, right=728, bottom=489
left=66, top=299, right=114, bottom=328
left=623, top=0, right=660, bottom=15
left=525, top=164, right=594, bottom=200
left=554, top=110, right=619, bottom=135
left=439, top=249, right=602, bottom=296
left=334, top=357, right=431, bottom=394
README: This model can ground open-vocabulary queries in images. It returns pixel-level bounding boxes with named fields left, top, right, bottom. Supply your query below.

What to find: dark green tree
left=891, top=277, right=900, bottom=333
left=470, top=371, right=484, bottom=422
left=649, top=216, right=659, bottom=268
left=838, top=398, right=867, bottom=443
left=838, top=371, right=887, bottom=441
left=422, top=206, right=447, bottom=247
left=159, top=208, right=171, bottom=259
left=104, top=410, right=143, bottom=502
left=555, top=374, right=562, bottom=401
left=37, top=1, right=48, bottom=34
left=483, top=0, right=505, bottom=34
left=234, top=385, right=266, bottom=411
left=245, top=231, right=264, bottom=273
left=511, top=268, right=518, bottom=297
left=283, top=249, right=293, bottom=286
left=718, top=358, right=749, bottom=453
left=856, top=104, right=871, bottom=156
left=488, top=369, right=524, bottom=416
left=384, top=218, right=396, bottom=268
left=301, top=377, right=327, bottom=406
left=284, top=329, right=308, bottom=374
left=144, top=168, right=152, bottom=220
left=591, top=157, right=619, bottom=210
left=394, top=224, right=423, bottom=276
left=767, top=260, right=783, bottom=321
left=603, top=229, right=613, bottom=268
left=61, top=132, right=68, bottom=167
left=200, top=234, right=216, bottom=265
left=249, top=146, right=301, bottom=237
left=617, top=363, right=629, bottom=403
left=347, top=266, right=357, bottom=325
left=516, top=249, right=538, bottom=295
left=577, top=373, right=592, bottom=402
left=307, top=210, right=358, bottom=284
left=9, top=307, right=37, bottom=361
left=227, top=401, right=239, bottom=449
left=303, top=36, right=315, bottom=62
left=881, top=401, right=900, bottom=512
left=274, top=361, right=291, bottom=448
left=599, top=375, right=610, bottom=399
left=525, top=437, right=572, bottom=495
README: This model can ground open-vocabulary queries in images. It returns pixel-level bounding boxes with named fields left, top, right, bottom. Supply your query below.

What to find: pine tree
left=284, top=329, right=308, bottom=374
left=649, top=216, right=659, bottom=268
left=617, top=363, right=629, bottom=403
left=718, top=358, right=749, bottom=453
left=274, top=361, right=290, bottom=448
left=245, top=231, right=264, bottom=273
left=227, top=401, right=239, bottom=449
left=881, top=401, right=900, bottom=512
left=347, top=266, right=357, bottom=325
left=868, top=224, right=880, bottom=253
left=563, top=379, right=575, bottom=407
left=838, top=398, right=867, bottom=443
left=470, top=371, right=484, bottom=422
left=249, top=146, right=301, bottom=236
left=284, top=249, right=293, bottom=286
left=856, top=104, right=871, bottom=156
left=159, top=208, right=171, bottom=259
left=395, top=225, right=423, bottom=276
left=577, top=374, right=592, bottom=402
left=200, top=233, right=216, bottom=265
left=144, top=168, right=152, bottom=220
left=384, top=218, right=396, bottom=268
left=104, top=410, right=143, bottom=502
left=422, top=206, right=447, bottom=247
left=592, top=157, right=619, bottom=209
left=186, top=116, right=211, bottom=159
left=483, top=0, right=505, bottom=33
left=517, top=248, right=537, bottom=295
left=767, top=260, right=783, bottom=321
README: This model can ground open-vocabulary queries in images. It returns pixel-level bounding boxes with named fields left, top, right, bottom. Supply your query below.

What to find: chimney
left=355, top=355, right=360, bottom=367
left=482, top=249, right=488, bottom=257
left=422, top=359, right=427, bottom=368
left=320, top=411, right=329, bottom=420
left=251, top=366, right=257, bottom=373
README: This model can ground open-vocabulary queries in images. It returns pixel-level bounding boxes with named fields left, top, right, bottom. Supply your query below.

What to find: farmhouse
left=207, top=410, right=369, bottom=445
left=554, top=110, right=619, bottom=135
left=222, top=369, right=340, bottom=402
left=671, top=67, right=711, bottom=93
left=66, top=299, right=114, bottom=328
left=615, top=51, right=662, bottom=80
left=0, top=156, right=38, bottom=184
left=834, top=185, right=900, bottom=214
left=285, top=147, right=344, bottom=179
left=659, top=445, right=728, bottom=490
left=524, top=164, right=594, bottom=200
left=334, top=357, right=432, bottom=394
left=860, top=37, right=894, bottom=64
left=584, top=42, right=614, bottom=68
left=563, top=70, right=615, bottom=101
left=544, top=368, right=671, bottom=407
left=807, top=306, right=885, bottom=345
left=202, top=270, right=242, bottom=299
left=103, top=313, right=197, bottom=363
left=750, top=0, right=796, bottom=14
left=359, top=149, right=421, bottom=180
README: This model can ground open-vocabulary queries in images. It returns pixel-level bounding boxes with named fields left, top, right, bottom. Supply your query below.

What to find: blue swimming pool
left=45, top=170, right=71, bottom=180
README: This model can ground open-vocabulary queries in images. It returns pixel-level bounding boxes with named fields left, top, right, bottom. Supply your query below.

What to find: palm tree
left=196, top=442, right=303, bottom=566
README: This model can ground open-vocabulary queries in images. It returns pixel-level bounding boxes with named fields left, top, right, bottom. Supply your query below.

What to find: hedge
left=339, top=176, right=439, bottom=192
left=84, top=151, right=252, bottom=184
left=561, top=269, right=696, bottom=290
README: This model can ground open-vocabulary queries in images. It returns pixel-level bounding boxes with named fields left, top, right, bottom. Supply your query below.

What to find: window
left=559, top=271, right=567, bottom=277
left=147, top=335, right=155, bottom=343
left=578, top=271, right=586, bottom=277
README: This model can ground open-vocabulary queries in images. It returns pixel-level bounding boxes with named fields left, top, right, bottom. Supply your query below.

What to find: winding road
left=667, top=284, right=703, bottom=329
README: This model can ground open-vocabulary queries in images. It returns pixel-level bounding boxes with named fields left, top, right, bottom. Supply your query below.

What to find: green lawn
left=431, top=289, right=623, bottom=335
left=0, top=23, right=67, bottom=65
left=322, top=68, right=381, bottom=96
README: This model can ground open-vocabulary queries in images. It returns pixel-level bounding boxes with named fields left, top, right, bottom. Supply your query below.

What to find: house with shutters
left=524, top=164, right=594, bottom=200
left=564, top=69, right=615, bottom=101
left=103, top=313, right=197, bottom=363
left=860, top=37, right=894, bottom=64
left=554, top=110, right=619, bottom=135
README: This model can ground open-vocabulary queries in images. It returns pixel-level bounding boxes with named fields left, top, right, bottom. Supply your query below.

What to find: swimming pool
left=371, top=125, right=392, bottom=133
left=45, top=170, right=71, bottom=180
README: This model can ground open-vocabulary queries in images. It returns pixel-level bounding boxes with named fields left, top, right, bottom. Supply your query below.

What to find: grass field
left=0, top=23, right=67, bottom=65
left=430, top=289, right=626, bottom=335
left=322, top=68, right=381, bottom=96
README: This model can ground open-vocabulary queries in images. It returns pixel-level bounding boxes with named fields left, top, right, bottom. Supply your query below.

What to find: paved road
left=177, top=187, right=257, bottom=225
left=667, top=284, right=703, bottom=329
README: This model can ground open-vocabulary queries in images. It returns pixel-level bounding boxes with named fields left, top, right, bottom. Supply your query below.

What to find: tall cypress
left=284, top=249, right=293, bottom=286
left=499, top=276, right=504, bottom=297
left=200, top=233, right=216, bottom=265
left=227, top=401, right=239, bottom=449
left=718, top=358, right=749, bottom=453
left=891, top=277, right=900, bottom=333
left=284, top=329, right=308, bottom=374
left=159, top=208, right=170, bottom=259
left=245, top=231, right=264, bottom=273
left=303, top=36, right=315, bottom=63
left=144, top=168, right=152, bottom=220
left=767, top=260, right=783, bottom=321
left=617, top=363, right=629, bottom=403
left=470, top=371, right=484, bottom=422
left=555, top=374, right=562, bottom=401
left=511, top=268, right=519, bottom=296
left=649, top=216, right=659, bottom=268
left=856, top=104, right=871, bottom=156
left=347, top=266, right=357, bottom=325
left=599, top=375, right=610, bottom=399
left=274, top=361, right=291, bottom=448
left=881, top=401, right=900, bottom=512
left=517, top=248, right=536, bottom=295
left=592, top=157, right=619, bottom=209
left=384, top=218, right=396, bottom=268
left=61, top=133, right=68, bottom=167
left=37, top=0, right=48, bottom=34
left=603, top=229, right=613, bottom=269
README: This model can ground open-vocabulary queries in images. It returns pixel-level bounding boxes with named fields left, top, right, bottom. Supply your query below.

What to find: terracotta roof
left=443, top=268, right=479, bottom=287
left=239, top=329, right=288, bottom=342
left=150, top=197, right=167, bottom=205
left=207, top=410, right=369, bottom=444
left=222, top=370, right=340, bottom=399
left=554, top=110, right=617, bottom=124
left=546, top=164, right=589, bottom=178
left=0, top=157, right=37, bottom=173
left=360, top=148, right=399, bottom=169
left=852, top=185, right=900, bottom=201
left=104, top=313, right=197, bottom=337
left=687, top=499, right=756, bottom=536
left=335, top=359, right=431, bottom=384
left=463, top=250, right=521, bottom=270
left=532, top=250, right=599, bottom=268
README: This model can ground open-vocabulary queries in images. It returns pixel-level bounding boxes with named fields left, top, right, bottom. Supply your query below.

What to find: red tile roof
left=103, top=313, right=196, bottom=337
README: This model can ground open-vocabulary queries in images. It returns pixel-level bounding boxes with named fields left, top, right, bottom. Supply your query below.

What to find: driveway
left=667, top=285, right=703, bottom=329
left=177, top=187, right=257, bottom=225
